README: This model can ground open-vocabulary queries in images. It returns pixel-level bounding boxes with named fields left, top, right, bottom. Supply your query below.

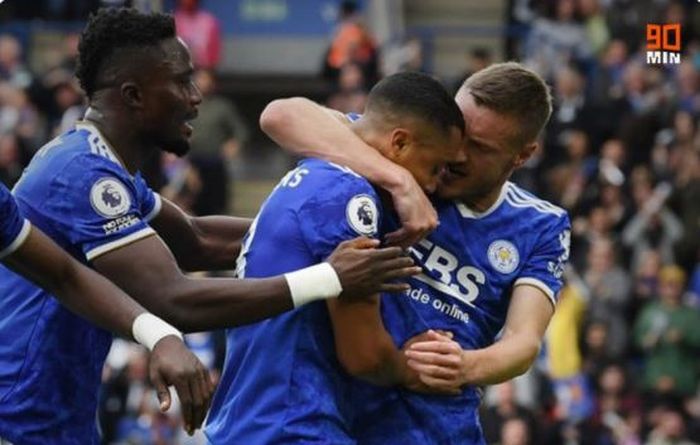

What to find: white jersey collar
left=454, top=182, right=508, bottom=219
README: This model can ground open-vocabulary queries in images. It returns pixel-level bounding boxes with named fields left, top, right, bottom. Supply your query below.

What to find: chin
left=436, top=186, right=462, bottom=200
left=162, top=139, right=191, bottom=157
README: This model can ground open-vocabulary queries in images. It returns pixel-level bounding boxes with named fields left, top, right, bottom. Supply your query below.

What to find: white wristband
left=284, top=262, right=343, bottom=308
left=131, top=313, right=183, bottom=351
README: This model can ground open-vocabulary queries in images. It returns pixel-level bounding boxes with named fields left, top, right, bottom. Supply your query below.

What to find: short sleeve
left=50, top=155, right=156, bottom=262
left=296, top=174, right=381, bottom=261
left=133, top=172, right=162, bottom=222
left=0, top=183, right=31, bottom=259
left=514, top=215, right=571, bottom=307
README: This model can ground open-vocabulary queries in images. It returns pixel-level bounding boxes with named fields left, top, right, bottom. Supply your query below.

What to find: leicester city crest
left=487, top=239, right=519, bottom=274
left=346, top=194, right=378, bottom=236
left=90, top=177, right=131, bottom=218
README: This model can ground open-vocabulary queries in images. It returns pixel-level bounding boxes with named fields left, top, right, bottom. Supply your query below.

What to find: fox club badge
left=487, top=239, right=520, bottom=274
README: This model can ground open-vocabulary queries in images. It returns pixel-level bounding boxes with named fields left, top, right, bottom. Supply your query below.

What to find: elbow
left=513, top=342, right=541, bottom=377
left=260, top=98, right=300, bottom=137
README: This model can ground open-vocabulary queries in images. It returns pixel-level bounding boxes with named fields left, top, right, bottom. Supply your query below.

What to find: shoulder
left=291, top=160, right=381, bottom=237
left=294, top=158, right=376, bottom=198
left=503, top=182, right=570, bottom=229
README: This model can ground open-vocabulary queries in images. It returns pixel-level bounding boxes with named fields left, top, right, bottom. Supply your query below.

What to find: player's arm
left=3, top=225, right=213, bottom=434
left=327, top=295, right=408, bottom=386
left=92, top=233, right=413, bottom=333
left=260, top=97, right=437, bottom=247
left=406, top=217, right=571, bottom=390
left=328, top=294, right=460, bottom=394
left=150, top=197, right=252, bottom=272
left=406, top=285, right=554, bottom=389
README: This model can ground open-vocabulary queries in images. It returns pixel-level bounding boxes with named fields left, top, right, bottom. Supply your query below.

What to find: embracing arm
left=93, top=234, right=414, bottom=333
left=260, top=97, right=437, bottom=247
left=406, top=284, right=555, bottom=388
left=150, top=197, right=252, bottom=272
left=460, top=285, right=554, bottom=384
left=93, top=233, right=296, bottom=332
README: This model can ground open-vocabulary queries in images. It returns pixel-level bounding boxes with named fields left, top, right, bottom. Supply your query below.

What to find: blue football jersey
left=352, top=181, right=571, bottom=445
left=0, top=122, right=161, bottom=444
left=0, top=182, right=30, bottom=260
left=205, top=158, right=382, bottom=445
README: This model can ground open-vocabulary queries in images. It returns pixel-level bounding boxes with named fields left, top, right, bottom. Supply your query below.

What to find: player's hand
left=384, top=170, right=438, bottom=249
left=400, top=330, right=461, bottom=395
left=148, top=336, right=215, bottom=436
left=328, top=237, right=421, bottom=297
left=404, top=330, right=466, bottom=393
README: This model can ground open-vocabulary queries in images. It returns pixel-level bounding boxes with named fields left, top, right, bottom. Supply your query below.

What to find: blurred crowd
left=1, top=0, right=699, bottom=444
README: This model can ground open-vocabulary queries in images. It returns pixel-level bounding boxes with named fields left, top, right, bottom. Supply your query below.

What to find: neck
left=84, top=105, right=150, bottom=174
left=460, top=181, right=505, bottom=212
left=351, top=119, right=389, bottom=156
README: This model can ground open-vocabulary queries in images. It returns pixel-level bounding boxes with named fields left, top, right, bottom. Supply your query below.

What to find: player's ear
left=121, top=82, right=144, bottom=109
left=513, top=141, right=537, bottom=169
left=388, top=128, right=411, bottom=159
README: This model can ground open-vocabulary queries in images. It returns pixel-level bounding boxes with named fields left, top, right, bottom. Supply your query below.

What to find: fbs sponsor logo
left=646, top=23, right=681, bottom=65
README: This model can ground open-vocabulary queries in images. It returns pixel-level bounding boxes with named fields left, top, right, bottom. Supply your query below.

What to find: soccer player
left=0, top=181, right=210, bottom=438
left=260, top=62, right=572, bottom=444
left=0, top=9, right=420, bottom=444
left=204, top=71, right=466, bottom=444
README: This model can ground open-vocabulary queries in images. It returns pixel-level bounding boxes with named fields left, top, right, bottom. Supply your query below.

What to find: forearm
left=56, top=262, right=144, bottom=338
left=261, top=97, right=410, bottom=193
left=328, top=298, right=406, bottom=386
left=153, top=207, right=252, bottom=272
left=136, top=274, right=293, bottom=333
left=460, top=333, right=541, bottom=386
left=185, top=215, right=252, bottom=271
left=5, top=231, right=143, bottom=339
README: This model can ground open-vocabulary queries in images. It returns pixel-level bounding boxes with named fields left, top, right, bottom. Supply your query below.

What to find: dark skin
left=3, top=224, right=212, bottom=435
left=79, top=37, right=417, bottom=429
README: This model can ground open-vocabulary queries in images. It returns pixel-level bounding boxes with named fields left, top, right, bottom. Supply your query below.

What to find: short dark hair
left=366, top=71, right=465, bottom=136
left=461, top=62, right=552, bottom=144
left=76, top=8, right=176, bottom=98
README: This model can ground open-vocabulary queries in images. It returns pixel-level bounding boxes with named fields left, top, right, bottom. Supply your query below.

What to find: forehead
left=156, top=37, right=194, bottom=73
left=456, top=91, right=518, bottom=147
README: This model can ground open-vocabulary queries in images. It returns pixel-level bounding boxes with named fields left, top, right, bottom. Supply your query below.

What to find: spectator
left=326, top=62, right=369, bottom=114
left=645, top=408, right=696, bottom=445
left=174, top=0, right=221, bottom=69
left=322, top=0, right=379, bottom=87
left=584, top=238, right=632, bottom=358
left=188, top=69, right=248, bottom=215
left=499, top=416, right=533, bottom=445
left=622, top=182, right=684, bottom=273
left=578, top=0, right=610, bottom=57
left=523, top=0, right=593, bottom=80
left=0, top=35, right=32, bottom=89
left=481, top=381, right=538, bottom=444
left=451, top=47, right=493, bottom=94
left=634, top=266, right=700, bottom=398
left=544, top=66, right=597, bottom=169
